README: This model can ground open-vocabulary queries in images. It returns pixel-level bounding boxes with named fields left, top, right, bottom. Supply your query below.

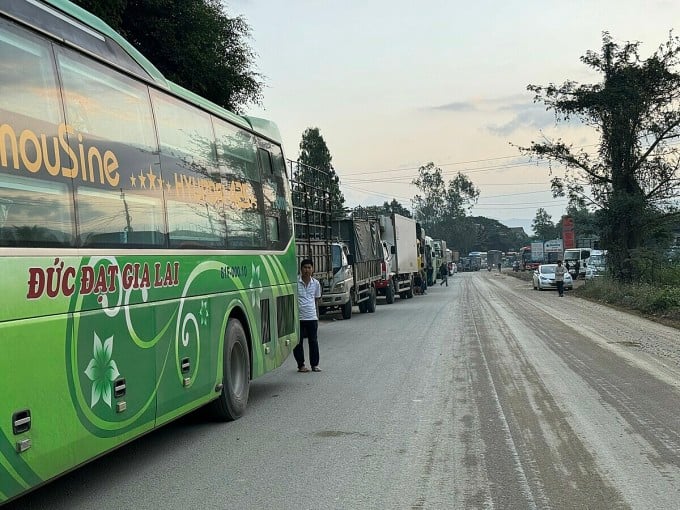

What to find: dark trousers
left=556, top=281, right=564, bottom=296
left=294, top=320, right=319, bottom=368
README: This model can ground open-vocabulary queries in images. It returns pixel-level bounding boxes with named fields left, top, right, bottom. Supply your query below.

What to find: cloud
left=422, top=94, right=575, bottom=136
left=430, top=101, right=477, bottom=112
left=487, top=103, right=556, bottom=136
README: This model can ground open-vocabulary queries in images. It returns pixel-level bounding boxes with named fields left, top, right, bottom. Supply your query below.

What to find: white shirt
left=555, top=265, right=567, bottom=281
left=297, top=275, right=321, bottom=320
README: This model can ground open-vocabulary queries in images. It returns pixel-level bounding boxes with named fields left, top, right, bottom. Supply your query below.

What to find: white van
left=563, top=248, right=591, bottom=279
left=585, top=250, right=607, bottom=279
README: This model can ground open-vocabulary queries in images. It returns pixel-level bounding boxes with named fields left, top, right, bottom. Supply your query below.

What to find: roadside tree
left=519, top=32, right=680, bottom=281
left=363, top=200, right=412, bottom=219
left=298, top=128, right=345, bottom=218
left=532, top=208, right=558, bottom=240
left=411, top=162, right=480, bottom=248
left=72, top=0, right=262, bottom=113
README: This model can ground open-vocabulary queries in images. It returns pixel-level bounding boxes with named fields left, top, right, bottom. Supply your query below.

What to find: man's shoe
left=312, top=366, right=322, bottom=372
left=298, top=366, right=310, bottom=373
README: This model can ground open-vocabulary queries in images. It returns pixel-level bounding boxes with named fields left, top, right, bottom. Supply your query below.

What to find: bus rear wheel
left=210, top=318, right=250, bottom=421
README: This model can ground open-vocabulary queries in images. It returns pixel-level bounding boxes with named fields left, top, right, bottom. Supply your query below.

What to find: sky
left=227, top=0, right=679, bottom=234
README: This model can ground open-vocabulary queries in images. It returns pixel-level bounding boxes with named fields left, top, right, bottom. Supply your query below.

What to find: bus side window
left=0, top=22, right=74, bottom=247
left=258, top=148, right=273, bottom=174
left=212, top=116, right=265, bottom=249
left=152, top=91, right=226, bottom=249
left=57, top=48, right=164, bottom=248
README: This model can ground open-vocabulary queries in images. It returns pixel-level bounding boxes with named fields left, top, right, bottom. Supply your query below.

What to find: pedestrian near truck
left=439, top=262, right=448, bottom=286
left=555, top=260, right=566, bottom=297
left=294, top=258, right=322, bottom=373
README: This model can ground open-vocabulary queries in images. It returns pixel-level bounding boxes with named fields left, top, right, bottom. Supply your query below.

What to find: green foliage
left=298, top=128, right=345, bottom=218
left=411, top=162, right=479, bottom=232
left=577, top=275, right=680, bottom=322
left=531, top=208, right=557, bottom=240
left=71, top=0, right=126, bottom=29
left=72, top=0, right=263, bottom=113
left=519, top=32, right=680, bottom=281
left=362, top=200, right=412, bottom=219
left=556, top=204, right=599, bottom=240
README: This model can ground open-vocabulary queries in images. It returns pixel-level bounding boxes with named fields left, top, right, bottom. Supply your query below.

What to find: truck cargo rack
left=289, top=160, right=333, bottom=280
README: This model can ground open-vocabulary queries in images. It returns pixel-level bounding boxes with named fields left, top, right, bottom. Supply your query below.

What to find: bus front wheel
left=211, top=318, right=250, bottom=421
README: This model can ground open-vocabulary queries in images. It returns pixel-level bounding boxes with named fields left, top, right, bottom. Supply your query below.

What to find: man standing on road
left=295, top=258, right=322, bottom=373
left=555, top=260, right=566, bottom=297
left=439, top=262, right=448, bottom=286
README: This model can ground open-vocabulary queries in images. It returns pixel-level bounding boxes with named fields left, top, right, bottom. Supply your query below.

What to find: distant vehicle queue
left=292, top=162, right=457, bottom=319
left=454, top=244, right=609, bottom=280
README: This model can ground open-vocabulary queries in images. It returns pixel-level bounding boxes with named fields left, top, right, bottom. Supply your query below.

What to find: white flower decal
left=84, top=333, right=120, bottom=408
left=199, top=300, right=209, bottom=326
left=249, top=262, right=263, bottom=308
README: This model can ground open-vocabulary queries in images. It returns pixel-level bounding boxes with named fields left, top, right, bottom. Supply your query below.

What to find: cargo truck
left=487, top=249, right=502, bottom=271
left=376, top=213, right=418, bottom=302
left=318, top=216, right=384, bottom=319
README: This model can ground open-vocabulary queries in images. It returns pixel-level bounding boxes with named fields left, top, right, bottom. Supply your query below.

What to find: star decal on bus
left=138, top=171, right=147, bottom=189
left=84, top=332, right=120, bottom=409
left=146, top=166, right=157, bottom=189
left=199, top=300, right=209, bottom=326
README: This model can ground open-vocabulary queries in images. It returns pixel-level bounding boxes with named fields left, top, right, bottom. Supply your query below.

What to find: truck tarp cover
left=333, top=219, right=382, bottom=263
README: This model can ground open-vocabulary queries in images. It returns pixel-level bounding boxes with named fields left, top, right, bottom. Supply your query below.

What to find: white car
left=532, top=264, right=573, bottom=291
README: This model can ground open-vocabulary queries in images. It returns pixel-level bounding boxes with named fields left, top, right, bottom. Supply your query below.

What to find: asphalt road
left=8, top=271, right=680, bottom=509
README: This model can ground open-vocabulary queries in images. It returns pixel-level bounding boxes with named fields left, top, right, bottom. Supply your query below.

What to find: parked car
left=532, top=264, right=573, bottom=291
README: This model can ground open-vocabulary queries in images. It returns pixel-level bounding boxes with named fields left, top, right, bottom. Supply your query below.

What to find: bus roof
left=41, top=0, right=282, bottom=144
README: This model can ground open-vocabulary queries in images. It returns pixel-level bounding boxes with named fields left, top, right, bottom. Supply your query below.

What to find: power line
left=339, top=143, right=601, bottom=178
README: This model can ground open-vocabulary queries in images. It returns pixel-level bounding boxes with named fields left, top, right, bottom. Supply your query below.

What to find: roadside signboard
left=544, top=239, right=564, bottom=253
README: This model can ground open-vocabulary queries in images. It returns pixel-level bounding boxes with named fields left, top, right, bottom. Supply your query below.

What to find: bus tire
left=211, top=318, right=250, bottom=421
left=341, top=300, right=353, bottom=320
left=367, top=287, right=377, bottom=313
left=385, top=281, right=395, bottom=304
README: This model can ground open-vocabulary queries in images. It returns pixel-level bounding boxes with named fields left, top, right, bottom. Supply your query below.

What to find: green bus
left=0, top=0, right=298, bottom=503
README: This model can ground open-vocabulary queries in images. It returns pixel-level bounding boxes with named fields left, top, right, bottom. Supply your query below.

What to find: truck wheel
left=367, top=287, right=377, bottom=313
left=385, top=281, right=395, bottom=304
left=341, top=300, right=352, bottom=320
left=210, top=318, right=250, bottom=421
left=359, top=300, right=367, bottom=313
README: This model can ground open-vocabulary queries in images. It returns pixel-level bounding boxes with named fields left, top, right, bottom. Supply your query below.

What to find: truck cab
left=319, top=242, right=354, bottom=319
left=563, top=248, right=591, bottom=279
